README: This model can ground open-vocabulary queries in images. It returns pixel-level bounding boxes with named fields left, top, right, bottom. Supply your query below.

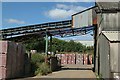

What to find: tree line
left=24, top=37, right=94, bottom=54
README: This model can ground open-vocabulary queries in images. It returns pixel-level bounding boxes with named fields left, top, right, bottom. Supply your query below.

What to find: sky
left=2, top=2, right=95, bottom=41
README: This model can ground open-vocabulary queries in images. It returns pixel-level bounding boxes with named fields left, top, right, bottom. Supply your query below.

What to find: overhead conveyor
left=1, top=20, right=72, bottom=39
left=0, top=20, right=94, bottom=42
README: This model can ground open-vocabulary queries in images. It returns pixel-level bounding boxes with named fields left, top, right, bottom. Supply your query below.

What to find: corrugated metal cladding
left=72, top=9, right=96, bottom=28
left=97, top=12, right=120, bottom=31
left=102, top=31, right=120, bottom=41
left=101, top=31, right=120, bottom=73
left=96, top=2, right=119, bottom=10
left=97, top=31, right=120, bottom=78
left=110, top=43, right=120, bottom=73
left=99, top=33, right=110, bottom=78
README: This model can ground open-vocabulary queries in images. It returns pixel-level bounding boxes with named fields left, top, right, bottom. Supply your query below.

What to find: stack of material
left=0, top=41, right=25, bottom=79
left=83, top=54, right=88, bottom=65
left=67, top=54, right=72, bottom=64
left=56, top=53, right=93, bottom=65
left=76, top=54, right=83, bottom=65
left=0, top=41, right=13, bottom=79
left=88, top=54, right=93, bottom=65
left=70, top=54, right=76, bottom=64
left=16, top=43, right=25, bottom=77
left=61, top=54, right=67, bottom=64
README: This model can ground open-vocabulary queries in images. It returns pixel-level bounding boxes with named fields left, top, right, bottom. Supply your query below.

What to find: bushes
left=31, top=53, right=45, bottom=64
left=35, top=62, right=51, bottom=75
left=30, top=53, right=51, bottom=76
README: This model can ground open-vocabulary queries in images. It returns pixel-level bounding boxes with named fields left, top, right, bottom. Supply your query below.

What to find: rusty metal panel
left=72, top=9, right=96, bottom=28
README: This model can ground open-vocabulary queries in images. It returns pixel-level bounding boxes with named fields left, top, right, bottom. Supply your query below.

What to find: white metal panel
left=72, top=9, right=94, bottom=28
left=110, top=43, right=120, bottom=72
left=102, top=31, right=120, bottom=41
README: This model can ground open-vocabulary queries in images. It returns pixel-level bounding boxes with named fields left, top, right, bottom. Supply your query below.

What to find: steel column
left=50, top=35, right=52, bottom=54
left=45, top=33, right=48, bottom=56
left=93, top=24, right=98, bottom=72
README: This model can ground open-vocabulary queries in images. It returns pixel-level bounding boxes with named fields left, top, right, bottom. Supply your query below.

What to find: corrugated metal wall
left=110, top=43, right=120, bottom=73
left=98, top=13, right=120, bottom=31
left=72, top=9, right=96, bottom=28
left=95, top=2, right=120, bottom=78
left=99, top=33, right=110, bottom=78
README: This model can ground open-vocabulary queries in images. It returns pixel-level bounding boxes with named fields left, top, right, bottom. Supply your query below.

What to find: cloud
left=46, top=4, right=87, bottom=19
left=6, top=18, right=25, bottom=24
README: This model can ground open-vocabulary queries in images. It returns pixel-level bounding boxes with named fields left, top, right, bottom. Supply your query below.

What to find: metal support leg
left=50, top=35, right=52, bottom=55
left=45, top=33, right=48, bottom=56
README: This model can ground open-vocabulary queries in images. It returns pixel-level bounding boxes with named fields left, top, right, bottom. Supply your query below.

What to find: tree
left=23, top=37, right=45, bottom=52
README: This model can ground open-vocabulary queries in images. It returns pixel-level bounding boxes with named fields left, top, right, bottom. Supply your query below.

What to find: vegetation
left=23, top=38, right=45, bottom=52
left=49, top=38, right=93, bottom=53
left=35, top=62, right=51, bottom=75
left=95, top=73, right=103, bottom=80
left=23, top=37, right=94, bottom=54
left=30, top=53, right=51, bottom=75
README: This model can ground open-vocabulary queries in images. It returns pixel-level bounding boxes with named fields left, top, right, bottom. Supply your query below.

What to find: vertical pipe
left=45, top=33, right=48, bottom=56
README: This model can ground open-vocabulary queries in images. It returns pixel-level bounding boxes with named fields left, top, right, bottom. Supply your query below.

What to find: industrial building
left=0, top=1, right=120, bottom=79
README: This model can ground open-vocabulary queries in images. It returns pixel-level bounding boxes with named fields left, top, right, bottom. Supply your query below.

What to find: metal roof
left=102, top=31, right=120, bottom=41
left=96, top=2, right=120, bottom=10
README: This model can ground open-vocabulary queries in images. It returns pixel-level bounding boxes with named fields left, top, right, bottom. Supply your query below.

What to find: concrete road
left=39, top=64, right=96, bottom=78
left=15, top=64, right=96, bottom=80
left=40, top=70, right=96, bottom=78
